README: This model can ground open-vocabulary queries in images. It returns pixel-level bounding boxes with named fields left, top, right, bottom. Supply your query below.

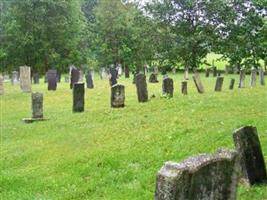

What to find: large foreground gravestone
left=259, top=67, right=265, bottom=86
left=192, top=73, right=204, bottom=93
left=11, top=71, right=19, bottom=85
left=239, top=69, right=246, bottom=88
left=162, top=77, right=173, bottom=97
left=155, top=149, right=239, bottom=200
left=149, top=73, right=159, bottom=83
left=181, top=81, right=187, bottom=95
left=86, top=70, right=94, bottom=89
left=229, top=78, right=235, bottom=90
left=70, top=67, right=80, bottom=89
left=250, top=68, right=257, bottom=87
left=20, top=66, right=31, bottom=92
left=23, top=93, right=45, bottom=123
left=215, top=76, right=224, bottom=92
left=33, top=73, right=39, bottom=84
left=73, top=83, right=85, bottom=112
left=136, top=73, right=148, bottom=102
left=233, top=126, right=267, bottom=185
left=0, top=74, right=4, bottom=95
left=111, top=84, right=125, bottom=108
left=109, top=67, right=118, bottom=86
left=47, top=70, right=57, bottom=91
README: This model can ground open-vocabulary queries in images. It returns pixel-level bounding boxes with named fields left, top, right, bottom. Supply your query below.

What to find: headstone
left=181, top=81, right=187, bottom=95
left=73, top=83, right=85, bottom=112
left=79, top=69, right=83, bottom=82
left=86, top=70, right=94, bottom=89
left=57, top=72, right=61, bottom=83
left=250, top=68, right=257, bottom=87
left=149, top=73, right=159, bottom=83
left=229, top=78, right=235, bottom=90
left=162, top=77, right=174, bottom=97
left=136, top=73, right=148, bottom=102
left=213, top=67, right=217, bottom=77
left=111, top=84, right=125, bottom=108
left=47, top=70, right=57, bottom=91
left=70, top=67, right=79, bottom=89
left=233, top=126, right=267, bottom=185
left=184, top=68, right=189, bottom=80
left=11, top=71, right=19, bottom=85
left=192, top=73, right=204, bottom=93
left=19, top=66, right=31, bottom=92
left=238, top=69, right=246, bottom=88
left=125, top=65, right=130, bottom=78
left=0, top=74, right=4, bottom=95
left=153, top=66, right=159, bottom=75
left=100, top=67, right=108, bottom=80
left=205, top=68, right=210, bottom=77
left=155, top=149, right=239, bottom=200
left=215, top=76, right=224, bottom=92
left=109, top=67, right=118, bottom=86
left=259, top=67, right=265, bottom=86
left=33, top=73, right=39, bottom=84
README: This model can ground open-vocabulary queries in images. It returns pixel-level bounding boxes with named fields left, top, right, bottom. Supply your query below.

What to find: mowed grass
left=1, top=72, right=267, bottom=200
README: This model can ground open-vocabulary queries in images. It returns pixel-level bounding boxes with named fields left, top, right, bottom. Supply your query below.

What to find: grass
left=1, top=72, right=267, bottom=200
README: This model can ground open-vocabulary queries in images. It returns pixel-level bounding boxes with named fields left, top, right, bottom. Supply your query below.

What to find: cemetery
left=0, top=0, right=267, bottom=200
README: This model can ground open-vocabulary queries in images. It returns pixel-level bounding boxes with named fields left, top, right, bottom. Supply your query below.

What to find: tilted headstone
left=86, top=70, right=94, bottom=89
left=155, top=149, right=239, bottom=200
left=0, top=74, right=4, bottom=95
left=215, top=76, right=224, bottom=92
left=33, top=73, right=39, bottom=84
left=149, top=73, right=159, bottom=83
left=125, top=65, right=130, bottom=78
left=181, top=81, right=187, bottom=95
left=192, top=73, right=204, bottom=93
left=162, top=77, right=174, bottom=97
left=250, top=68, right=257, bottom=87
left=238, top=69, right=246, bottom=88
left=213, top=66, right=217, bottom=77
left=259, top=67, right=265, bottom=86
left=73, top=83, right=84, bottom=112
left=11, top=71, right=19, bottom=85
left=205, top=68, right=210, bottom=77
left=111, top=84, right=125, bottom=108
left=79, top=69, right=83, bottom=82
left=20, top=66, right=31, bottom=92
left=184, top=68, right=189, bottom=80
left=136, top=73, right=148, bottom=102
left=233, top=126, right=267, bottom=185
left=229, top=78, right=235, bottom=90
left=109, top=67, right=118, bottom=86
left=70, top=67, right=79, bottom=89
left=47, top=70, right=57, bottom=91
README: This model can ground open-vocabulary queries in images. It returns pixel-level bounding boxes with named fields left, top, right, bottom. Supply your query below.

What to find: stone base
left=22, top=118, right=47, bottom=123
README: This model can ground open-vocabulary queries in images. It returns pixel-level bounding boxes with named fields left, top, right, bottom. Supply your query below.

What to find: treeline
left=0, top=0, right=266, bottom=74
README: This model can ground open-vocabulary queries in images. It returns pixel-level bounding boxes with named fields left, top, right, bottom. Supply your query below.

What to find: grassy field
left=1, top=72, right=267, bottom=200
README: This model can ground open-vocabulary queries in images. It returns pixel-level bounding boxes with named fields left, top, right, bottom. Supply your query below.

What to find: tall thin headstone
left=136, top=73, right=148, bottom=102
left=213, top=66, right=217, bottom=77
left=239, top=69, right=246, bottom=88
left=73, top=83, right=85, bottom=112
left=111, top=84, right=125, bottom=108
left=109, top=67, right=118, bottom=86
left=250, top=68, right=257, bottom=87
left=184, top=68, right=189, bottom=80
left=229, top=78, right=235, bottom=90
left=70, top=67, right=79, bottom=89
left=79, top=69, right=83, bottom=82
left=259, top=67, right=265, bottom=86
left=233, top=126, right=267, bottom=185
left=215, top=76, right=224, bottom=92
left=162, top=77, right=174, bottom=97
left=181, top=81, right=187, bottom=95
left=20, top=66, right=31, bottom=92
left=192, top=73, right=204, bottom=93
left=86, top=70, right=94, bottom=89
left=33, top=73, right=39, bottom=84
left=47, top=70, right=57, bottom=91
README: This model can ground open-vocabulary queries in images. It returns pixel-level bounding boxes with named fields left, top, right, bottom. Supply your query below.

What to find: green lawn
left=1, top=73, right=267, bottom=200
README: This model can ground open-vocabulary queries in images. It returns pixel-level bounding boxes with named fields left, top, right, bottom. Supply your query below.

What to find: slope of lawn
left=1, top=72, right=267, bottom=200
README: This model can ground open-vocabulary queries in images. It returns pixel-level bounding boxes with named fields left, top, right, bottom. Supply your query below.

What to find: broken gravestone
left=192, top=73, right=204, bottom=93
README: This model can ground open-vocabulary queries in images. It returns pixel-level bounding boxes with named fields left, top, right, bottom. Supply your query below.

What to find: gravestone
left=0, top=74, right=4, bottom=95
left=100, top=67, right=109, bottom=80
left=192, top=73, right=204, bottom=93
left=155, top=149, right=239, bottom=200
left=136, top=73, right=148, bottom=102
left=11, top=71, right=19, bottom=85
left=259, top=68, right=265, bottom=86
left=47, top=70, right=57, bottom=91
left=79, top=69, right=83, bottom=82
left=70, top=67, right=79, bottom=89
left=162, top=77, right=174, bottom=97
left=215, top=76, right=224, bottom=92
left=213, top=66, right=217, bottom=77
left=181, top=81, right=187, bottom=95
left=57, top=72, right=61, bottom=83
left=233, top=126, right=267, bottom=185
left=111, top=84, right=125, bottom=108
left=239, top=69, right=246, bottom=88
left=109, top=67, right=118, bottom=86
left=250, top=68, right=257, bottom=87
left=86, top=70, right=94, bottom=89
left=33, top=73, right=39, bottom=84
left=205, top=68, right=210, bottom=77
left=149, top=73, right=159, bottom=83
left=229, top=78, right=235, bottom=90
left=143, top=65, right=148, bottom=75
left=125, top=65, right=130, bottom=78
left=73, top=83, right=85, bottom=112
left=20, top=66, right=31, bottom=92
left=184, top=68, right=189, bottom=80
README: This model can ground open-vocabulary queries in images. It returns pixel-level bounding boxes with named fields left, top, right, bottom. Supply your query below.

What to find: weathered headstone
left=215, top=76, right=224, bottom=92
left=229, top=78, right=235, bottom=90
left=111, top=84, right=125, bottom=108
left=259, top=68, right=265, bottom=86
left=149, top=73, right=159, bottom=83
left=125, top=65, right=130, bottom=78
left=162, top=77, right=174, bottom=97
left=19, top=66, right=31, bottom=92
left=192, top=73, right=204, bottom=93
left=136, top=73, right=148, bottom=102
left=250, top=68, right=257, bottom=87
left=0, top=74, right=4, bottom=95
left=213, top=66, right=217, bottom=77
left=238, top=69, right=246, bottom=88
left=86, top=70, right=94, bottom=89
left=33, top=73, right=39, bottom=84
left=181, top=81, right=187, bottom=95
left=109, top=67, right=118, bottom=86
left=184, top=68, right=189, bottom=80
left=70, top=67, right=79, bottom=89
left=11, top=71, right=19, bottom=85
left=205, top=68, right=210, bottom=77
left=155, top=149, right=239, bottom=200
left=73, top=83, right=85, bottom=112
left=233, top=126, right=267, bottom=185
left=47, top=70, right=57, bottom=91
